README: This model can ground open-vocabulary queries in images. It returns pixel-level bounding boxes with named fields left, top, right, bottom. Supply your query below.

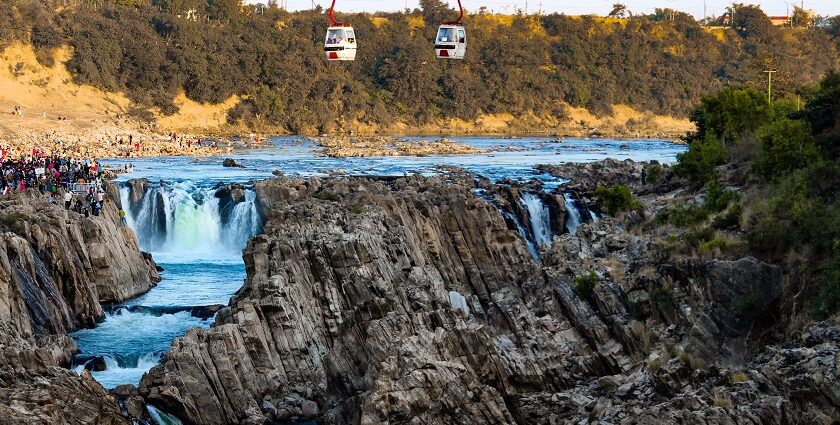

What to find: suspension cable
left=443, top=0, right=464, bottom=25
left=328, top=0, right=349, bottom=26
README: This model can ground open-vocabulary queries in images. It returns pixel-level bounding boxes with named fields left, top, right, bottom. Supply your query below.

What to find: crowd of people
left=1, top=144, right=112, bottom=217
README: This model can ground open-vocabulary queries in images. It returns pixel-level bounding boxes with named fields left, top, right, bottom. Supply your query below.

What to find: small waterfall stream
left=563, top=192, right=583, bottom=235
left=70, top=181, right=261, bottom=390
left=521, top=192, right=553, bottom=248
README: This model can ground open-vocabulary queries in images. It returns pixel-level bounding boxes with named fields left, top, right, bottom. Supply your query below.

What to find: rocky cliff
left=0, top=183, right=160, bottom=424
left=139, top=173, right=840, bottom=424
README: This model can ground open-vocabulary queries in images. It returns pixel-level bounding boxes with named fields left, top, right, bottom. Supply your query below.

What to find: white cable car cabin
left=435, top=24, right=466, bottom=59
left=324, top=27, right=356, bottom=61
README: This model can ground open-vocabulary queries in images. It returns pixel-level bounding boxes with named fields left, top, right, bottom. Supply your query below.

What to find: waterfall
left=563, top=192, right=582, bottom=235
left=120, top=181, right=261, bottom=259
left=521, top=192, right=553, bottom=248
left=148, top=405, right=184, bottom=425
left=502, top=211, right=540, bottom=260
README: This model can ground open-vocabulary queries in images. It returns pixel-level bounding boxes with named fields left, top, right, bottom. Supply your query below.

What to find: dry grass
left=628, top=319, right=653, bottom=352
left=601, top=256, right=626, bottom=284
left=713, top=389, right=733, bottom=408
left=729, top=371, right=749, bottom=383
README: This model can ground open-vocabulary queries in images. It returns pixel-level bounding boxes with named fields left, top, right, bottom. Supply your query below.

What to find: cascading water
left=563, top=192, right=583, bottom=235
left=70, top=181, right=262, bottom=390
left=120, top=182, right=261, bottom=259
left=521, top=192, right=553, bottom=248
left=502, top=211, right=540, bottom=260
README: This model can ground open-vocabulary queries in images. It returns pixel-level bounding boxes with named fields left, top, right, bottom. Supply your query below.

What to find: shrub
left=657, top=205, right=708, bottom=227
left=811, top=259, right=840, bottom=319
left=674, top=133, right=729, bottom=184
left=652, top=287, right=674, bottom=309
left=753, top=118, right=820, bottom=181
left=574, top=271, right=597, bottom=298
left=592, top=184, right=643, bottom=215
left=704, top=175, right=739, bottom=213
left=712, top=202, right=742, bottom=230
left=732, top=294, right=760, bottom=317
left=646, top=164, right=663, bottom=184
left=313, top=191, right=341, bottom=202
left=699, top=237, right=728, bottom=256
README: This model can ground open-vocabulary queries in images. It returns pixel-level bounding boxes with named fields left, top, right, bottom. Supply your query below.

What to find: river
left=69, top=136, right=685, bottom=390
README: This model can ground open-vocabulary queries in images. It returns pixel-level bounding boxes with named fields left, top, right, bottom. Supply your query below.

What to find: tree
left=608, top=3, right=628, bottom=18
left=419, top=0, right=455, bottom=26
left=207, top=0, right=240, bottom=21
left=753, top=118, right=819, bottom=180
left=691, top=87, right=773, bottom=146
left=792, top=6, right=814, bottom=28
left=730, top=4, right=773, bottom=38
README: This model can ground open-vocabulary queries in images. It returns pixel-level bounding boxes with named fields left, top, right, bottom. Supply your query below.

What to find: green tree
left=691, top=87, right=773, bottom=146
left=754, top=118, right=819, bottom=180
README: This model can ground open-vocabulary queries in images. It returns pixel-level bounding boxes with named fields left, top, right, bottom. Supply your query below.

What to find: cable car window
left=346, top=29, right=355, bottom=43
left=326, top=29, right=344, bottom=44
left=436, top=27, right=456, bottom=43
left=458, top=29, right=465, bottom=43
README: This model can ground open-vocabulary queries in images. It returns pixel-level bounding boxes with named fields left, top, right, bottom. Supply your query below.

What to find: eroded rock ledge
left=140, top=174, right=838, bottom=425
left=0, top=183, right=160, bottom=424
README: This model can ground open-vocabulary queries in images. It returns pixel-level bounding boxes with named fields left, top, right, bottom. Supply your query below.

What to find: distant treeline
left=1, top=0, right=839, bottom=132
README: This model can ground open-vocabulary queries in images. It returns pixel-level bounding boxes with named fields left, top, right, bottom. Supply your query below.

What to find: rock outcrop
left=141, top=176, right=606, bottom=424
left=138, top=173, right=839, bottom=425
left=0, top=185, right=160, bottom=337
left=0, top=184, right=160, bottom=425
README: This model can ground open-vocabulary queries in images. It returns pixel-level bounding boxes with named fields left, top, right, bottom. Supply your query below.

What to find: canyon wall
left=0, top=183, right=160, bottom=424
left=140, top=174, right=839, bottom=425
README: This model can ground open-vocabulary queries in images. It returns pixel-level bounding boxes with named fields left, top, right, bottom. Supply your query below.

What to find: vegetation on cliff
left=675, top=72, right=840, bottom=319
left=0, top=0, right=838, bottom=133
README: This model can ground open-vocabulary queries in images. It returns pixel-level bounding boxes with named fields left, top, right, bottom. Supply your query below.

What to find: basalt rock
left=0, top=187, right=159, bottom=337
left=0, top=186, right=159, bottom=424
left=125, top=178, right=150, bottom=215
left=215, top=183, right=247, bottom=226
left=537, top=159, right=648, bottom=192
left=139, top=170, right=838, bottom=424
left=141, top=176, right=613, bottom=424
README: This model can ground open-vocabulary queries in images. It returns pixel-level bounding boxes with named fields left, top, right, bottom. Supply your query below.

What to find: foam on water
left=71, top=309, right=211, bottom=359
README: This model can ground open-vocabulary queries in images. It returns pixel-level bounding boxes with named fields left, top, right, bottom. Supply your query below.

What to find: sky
left=248, top=0, right=840, bottom=18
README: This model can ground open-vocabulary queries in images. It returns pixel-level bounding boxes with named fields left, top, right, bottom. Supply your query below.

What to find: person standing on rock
left=64, top=191, right=72, bottom=210
left=119, top=208, right=127, bottom=226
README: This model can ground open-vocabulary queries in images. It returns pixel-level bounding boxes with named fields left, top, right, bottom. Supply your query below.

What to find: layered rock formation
left=140, top=173, right=839, bottom=425
left=0, top=184, right=160, bottom=424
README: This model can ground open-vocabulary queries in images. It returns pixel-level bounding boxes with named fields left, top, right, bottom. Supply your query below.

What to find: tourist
left=119, top=209, right=127, bottom=226
left=64, top=191, right=72, bottom=210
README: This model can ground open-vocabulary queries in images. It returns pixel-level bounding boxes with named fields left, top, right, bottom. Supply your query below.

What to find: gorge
left=1, top=137, right=838, bottom=424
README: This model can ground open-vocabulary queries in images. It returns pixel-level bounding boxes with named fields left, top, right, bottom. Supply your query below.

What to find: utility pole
left=764, top=70, right=777, bottom=106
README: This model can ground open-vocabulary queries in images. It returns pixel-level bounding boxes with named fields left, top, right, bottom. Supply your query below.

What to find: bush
left=753, top=118, right=820, bottom=181
left=704, top=175, right=739, bottom=213
left=574, top=271, right=597, bottom=297
left=652, top=287, right=674, bottom=309
left=592, top=184, right=643, bottom=215
left=646, top=164, right=663, bottom=185
left=657, top=205, right=709, bottom=227
left=674, top=133, right=729, bottom=185
left=732, top=294, right=759, bottom=317
left=699, top=237, right=728, bottom=256
left=812, top=259, right=840, bottom=319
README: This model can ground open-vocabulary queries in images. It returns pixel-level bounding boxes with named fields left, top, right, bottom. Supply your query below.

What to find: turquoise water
left=71, top=136, right=685, bottom=390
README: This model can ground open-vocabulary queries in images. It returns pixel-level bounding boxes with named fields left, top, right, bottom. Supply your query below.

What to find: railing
left=66, top=182, right=98, bottom=194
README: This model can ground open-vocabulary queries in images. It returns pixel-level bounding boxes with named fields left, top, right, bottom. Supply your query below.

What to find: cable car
left=324, top=0, right=356, bottom=61
left=435, top=0, right=466, bottom=59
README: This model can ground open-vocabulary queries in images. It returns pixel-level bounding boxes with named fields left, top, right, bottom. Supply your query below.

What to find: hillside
left=0, top=1, right=838, bottom=137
